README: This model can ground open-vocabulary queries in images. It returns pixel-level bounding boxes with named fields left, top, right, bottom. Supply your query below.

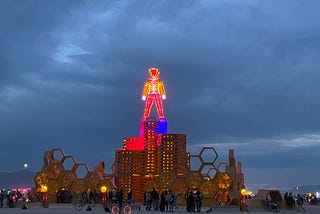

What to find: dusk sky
left=1, top=0, right=320, bottom=193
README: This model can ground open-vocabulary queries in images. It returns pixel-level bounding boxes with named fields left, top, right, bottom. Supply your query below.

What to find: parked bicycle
left=110, top=200, right=133, bottom=214
left=265, top=201, right=280, bottom=212
left=74, top=193, right=95, bottom=211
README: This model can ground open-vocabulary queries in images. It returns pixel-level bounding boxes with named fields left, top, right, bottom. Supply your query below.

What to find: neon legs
left=141, top=93, right=167, bottom=135
left=143, top=94, right=164, bottom=120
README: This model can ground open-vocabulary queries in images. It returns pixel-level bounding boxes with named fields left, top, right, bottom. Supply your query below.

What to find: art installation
left=114, top=67, right=245, bottom=204
left=34, top=67, right=245, bottom=206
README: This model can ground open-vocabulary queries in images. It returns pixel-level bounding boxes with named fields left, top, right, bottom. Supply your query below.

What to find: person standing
left=168, top=190, right=175, bottom=212
left=195, top=189, right=203, bottom=212
left=127, top=189, right=133, bottom=203
left=296, top=194, right=305, bottom=212
left=152, top=188, right=159, bottom=210
left=160, top=190, right=166, bottom=212
left=117, top=189, right=124, bottom=210
left=0, top=190, right=4, bottom=208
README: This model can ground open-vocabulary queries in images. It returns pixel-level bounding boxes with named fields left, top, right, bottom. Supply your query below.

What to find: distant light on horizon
left=24, top=163, right=28, bottom=169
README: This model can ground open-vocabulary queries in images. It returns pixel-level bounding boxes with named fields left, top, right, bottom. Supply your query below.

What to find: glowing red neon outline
left=142, top=67, right=166, bottom=120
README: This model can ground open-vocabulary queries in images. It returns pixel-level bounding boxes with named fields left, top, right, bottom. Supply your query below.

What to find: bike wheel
left=123, top=205, right=132, bottom=214
left=75, top=203, right=83, bottom=211
left=112, top=205, right=120, bottom=214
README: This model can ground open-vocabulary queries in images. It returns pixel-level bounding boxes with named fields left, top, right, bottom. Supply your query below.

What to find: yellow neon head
left=148, top=67, right=160, bottom=78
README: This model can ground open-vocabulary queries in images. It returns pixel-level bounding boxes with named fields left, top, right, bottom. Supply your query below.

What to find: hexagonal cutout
left=201, top=164, right=216, bottom=179
left=207, top=167, right=217, bottom=179
left=61, top=156, right=77, bottom=171
left=51, top=148, right=66, bottom=161
left=190, top=155, right=202, bottom=171
left=216, top=162, right=227, bottom=172
left=73, top=163, right=90, bottom=179
left=199, top=147, right=218, bottom=164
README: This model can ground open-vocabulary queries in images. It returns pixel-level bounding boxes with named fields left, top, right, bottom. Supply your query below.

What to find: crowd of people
left=1, top=185, right=316, bottom=213
left=283, top=192, right=306, bottom=212
left=143, top=188, right=203, bottom=212
left=0, top=188, right=29, bottom=208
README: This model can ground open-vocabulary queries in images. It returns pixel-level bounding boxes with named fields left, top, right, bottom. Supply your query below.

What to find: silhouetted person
left=160, top=190, right=166, bottom=212
left=195, top=189, right=203, bottom=212
left=7, top=191, right=14, bottom=208
left=117, top=189, right=124, bottom=210
left=296, top=194, right=305, bottom=212
left=152, top=188, right=159, bottom=210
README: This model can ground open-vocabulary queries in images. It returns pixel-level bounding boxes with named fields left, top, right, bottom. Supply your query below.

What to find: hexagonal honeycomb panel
left=189, top=146, right=219, bottom=175
left=57, top=170, right=75, bottom=188
left=47, top=163, right=63, bottom=179
left=200, top=179, right=217, bottom=195
left=157, top=172, right=174, bottom=189
left=171, top=178, right=187, bottom=195
left=47, top=178, right=59, bottom=194
left=34, top=148, right=115, bottom=202
left=85, top=171, right=102, bottom=189
left=184, top=171, right=203, bottom=189
left=71, top=179, right=86, bottom=195
left=144, top=179, right=160, bottom=192
left=34, top=172, right=49, bottom=188
left=213, top=172, right=232, bottom=189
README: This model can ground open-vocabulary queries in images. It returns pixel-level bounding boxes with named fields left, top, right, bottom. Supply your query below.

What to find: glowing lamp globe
left=41, top=185, right=48, bottom=193
left=240, top=188, right=247, bottom=196
left=100, top=186, right=107, bottom=193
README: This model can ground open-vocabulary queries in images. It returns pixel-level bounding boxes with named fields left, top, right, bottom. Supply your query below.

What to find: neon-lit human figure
left=141, top=67, right=167, bottom=134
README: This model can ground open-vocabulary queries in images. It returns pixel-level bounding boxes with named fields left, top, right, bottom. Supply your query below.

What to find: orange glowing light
left=100, top=186, right=107, bottom=193
left=241, top=188, right=247, bottom=196
left=41, top=185, right=48, bottom=193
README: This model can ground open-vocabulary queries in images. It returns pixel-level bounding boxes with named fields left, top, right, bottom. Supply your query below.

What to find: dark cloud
left=0, top=0, right=320, bottom=191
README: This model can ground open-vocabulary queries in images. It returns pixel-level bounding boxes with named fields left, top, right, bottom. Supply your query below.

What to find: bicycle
left=111, top=200, right=133, bottom=214
left=264, top=201, right=280, bottom=212
left=74, top=194, right=95, bottom=211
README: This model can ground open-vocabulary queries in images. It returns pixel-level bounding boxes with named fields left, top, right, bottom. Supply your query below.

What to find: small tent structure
left=256, top=189, right=282, bottom=202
